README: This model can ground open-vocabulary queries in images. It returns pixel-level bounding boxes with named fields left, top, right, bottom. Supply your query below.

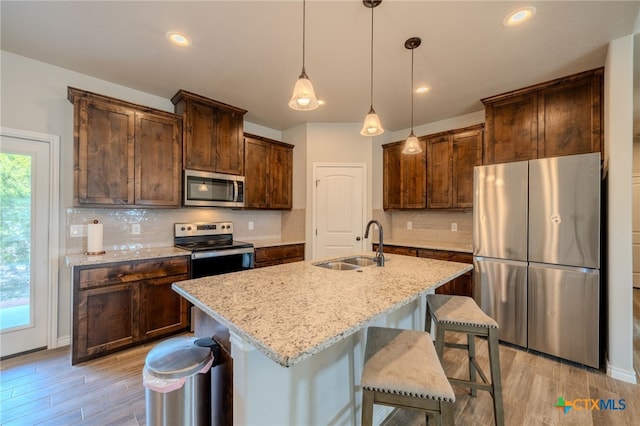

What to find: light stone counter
left=172, top=252, right=472, bottom=367
left=65, top=246, right=190, bottom=267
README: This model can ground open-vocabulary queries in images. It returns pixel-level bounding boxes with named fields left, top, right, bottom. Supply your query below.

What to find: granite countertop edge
left=65, top=247, right=191, bottom=267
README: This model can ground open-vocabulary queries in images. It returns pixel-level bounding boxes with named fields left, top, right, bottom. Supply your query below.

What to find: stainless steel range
left=174, top=222, right=254, bottom=278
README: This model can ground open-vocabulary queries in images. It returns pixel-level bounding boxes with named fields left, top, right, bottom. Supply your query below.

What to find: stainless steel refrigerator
left=473, top=152, right=601, bottom=368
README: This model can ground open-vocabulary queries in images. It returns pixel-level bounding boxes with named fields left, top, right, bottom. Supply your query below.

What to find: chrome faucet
left=364, top=220, right=385, bottom=266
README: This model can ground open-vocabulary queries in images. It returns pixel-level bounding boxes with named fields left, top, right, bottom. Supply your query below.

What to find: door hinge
left=316, top=179, right=320, bottom=187
left=315, top=229, right=317, bottom=236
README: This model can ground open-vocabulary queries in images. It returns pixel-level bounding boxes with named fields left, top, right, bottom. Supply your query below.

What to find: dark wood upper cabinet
left=482, top=68, right=603, bottom=164
left=426, top=134, right=453, bottom=209
left=244, top=134, right=294, bottom=210
left=452, top=127, right=483, bottom=208
left=172, top=90, right=247, bottom=176
left=68, top=87, right=182, bottom=207
left=423, top=125, right=483, bottom=209
left=383, top=139, right=427, bottom=210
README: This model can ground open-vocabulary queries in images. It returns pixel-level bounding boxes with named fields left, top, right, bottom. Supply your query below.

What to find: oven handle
left=191, top=247, right=255, bottom=260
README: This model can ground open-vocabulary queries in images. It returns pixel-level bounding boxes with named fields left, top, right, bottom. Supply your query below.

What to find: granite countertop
left=65, top=247, right=190, bottom=267
left=381, top=239, right=474, bottom=254
left=172, top=252, right=472, bottom=367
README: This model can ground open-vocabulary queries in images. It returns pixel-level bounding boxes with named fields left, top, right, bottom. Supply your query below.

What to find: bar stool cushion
left=428, top=295, right=498, bottom=329
left=362, top=327, right=455, bottom=402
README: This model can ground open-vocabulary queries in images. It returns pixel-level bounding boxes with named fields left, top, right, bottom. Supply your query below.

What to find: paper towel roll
left=87, top=221, right=104, bottom=255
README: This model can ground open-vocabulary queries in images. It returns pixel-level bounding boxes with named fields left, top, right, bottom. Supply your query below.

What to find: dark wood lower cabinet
left=72, top=256, right=190, bottom=364
left=373, top=244, right=473, bottom=297
left=254, top=243, right=305, bottom=268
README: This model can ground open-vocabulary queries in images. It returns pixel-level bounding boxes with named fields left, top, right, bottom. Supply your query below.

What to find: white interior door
left=314, top=164, right=365, bottom=259
left=632, top=174, right=640, bottom=288
left=1, top=131, right=57, bottom=357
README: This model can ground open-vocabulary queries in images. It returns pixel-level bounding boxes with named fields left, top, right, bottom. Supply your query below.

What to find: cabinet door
left=269, top=144, right=293, bottom=209
left=452, top=128, right=483, bottom=208
left=73, top=283, right=139, bottom=364
left=383, top=144, right=403, bottom=209
left=427, top=135, right=452, bottom=209
left=140, top=274, right=189, bottom=339
left=75, top=98, right=135, bottom=205
left=184, top=100, right=217, bottom=171
left=483, top=93, right=537, bottom=164
left=134, top=112, right=182, bottom=207
left=404, top=139, right=427, bottom=208
left=244, top=137, right=270, bottom=208
left=215, top=109, right=244, bottom=175
left=537, top=72, right=602, bottom=158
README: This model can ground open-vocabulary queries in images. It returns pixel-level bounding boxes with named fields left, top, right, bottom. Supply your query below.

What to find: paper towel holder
left=86, top=219, right=106, bottom=256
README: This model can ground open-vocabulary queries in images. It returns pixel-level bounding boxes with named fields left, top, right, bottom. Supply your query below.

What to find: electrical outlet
left=70, top=224, right=85, bottom=237
left=407, top=221, right=412, bottom=230
left=132, top=224, right=141, bottom=234
left=451, top=223, right=458, bottom=232
left=248, top=221, right=254, bottom=230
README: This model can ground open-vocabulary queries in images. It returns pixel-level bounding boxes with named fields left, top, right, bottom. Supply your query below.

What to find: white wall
left=605, top=35, right=637, bottom=384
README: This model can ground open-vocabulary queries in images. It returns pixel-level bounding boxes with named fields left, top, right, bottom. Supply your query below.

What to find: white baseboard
left=55, top=335, right=71, bottom=349
left=607, top=360, right=638, bottom=384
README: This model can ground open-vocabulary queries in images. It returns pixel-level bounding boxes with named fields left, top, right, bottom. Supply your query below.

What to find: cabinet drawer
left=255, top=244, right=304, bottom=263
left=78, top=257, right=189, bottom=289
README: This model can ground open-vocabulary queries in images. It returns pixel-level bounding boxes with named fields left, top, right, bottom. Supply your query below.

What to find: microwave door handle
left=233, top=180, right=239, bottom=202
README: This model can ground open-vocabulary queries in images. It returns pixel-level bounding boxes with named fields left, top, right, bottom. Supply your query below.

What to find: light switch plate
left=451, top=223, right=458, bottom=232
left=407, top=221, right=412, bottom=230
left=132, top=224, right=141, bottom=234
left=248, top=221, right=254, bottom=230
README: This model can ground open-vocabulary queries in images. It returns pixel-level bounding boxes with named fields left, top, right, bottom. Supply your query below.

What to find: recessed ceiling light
left=166, top=31, right=191, bottom=47
left=416, top=85, right=431, bottom=94
left=503, top=7, right=536, bottom=27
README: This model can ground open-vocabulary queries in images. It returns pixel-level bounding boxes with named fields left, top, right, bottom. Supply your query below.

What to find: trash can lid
left=145, top=336, right=212, bottom=379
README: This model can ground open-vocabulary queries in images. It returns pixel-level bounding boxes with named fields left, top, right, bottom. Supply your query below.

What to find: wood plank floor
left=1, top=290, right=639, bottom=425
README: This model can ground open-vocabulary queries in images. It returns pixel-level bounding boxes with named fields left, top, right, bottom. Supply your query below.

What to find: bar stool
left=361, top=326, right=456, bottom=426
left=425, top=294, right=504, bottom=426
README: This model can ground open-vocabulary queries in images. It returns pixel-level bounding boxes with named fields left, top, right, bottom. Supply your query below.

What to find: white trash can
left=143, top=336, right=217, bottom=426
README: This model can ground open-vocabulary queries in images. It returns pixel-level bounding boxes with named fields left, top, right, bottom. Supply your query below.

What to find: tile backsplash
left=377, top=209, right=473, bottom=246
left=65, top=207, right=305, bottom=254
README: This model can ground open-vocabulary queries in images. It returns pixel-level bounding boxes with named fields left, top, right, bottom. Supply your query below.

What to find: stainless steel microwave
left=183, top=170, right=245, bottom=207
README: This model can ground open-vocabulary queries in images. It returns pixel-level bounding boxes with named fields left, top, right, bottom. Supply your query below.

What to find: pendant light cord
left=302, top=0, right=307, bottom=72
left=369, top=5, right=374, bottom=107
left=410, top=46, right=414, bottom=131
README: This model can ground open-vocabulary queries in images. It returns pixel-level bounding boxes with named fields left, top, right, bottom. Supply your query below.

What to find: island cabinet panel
left=172, top=90, right=247, bottom=176
left=254, top=244, right=305, bottom=268
left=72, top=256, right=190, bottom=364
left=383, top=140, right=427, bottom=210
left=68, top=87, right=182, bottom=207
left=243, top=134, right=294, bottom=210
left=482, top=68, right=603, bottom=164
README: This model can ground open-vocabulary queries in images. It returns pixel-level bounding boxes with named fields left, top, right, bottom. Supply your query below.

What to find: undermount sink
left=314, top=256, right=378, bottom=271
left=340, top=256, right=377, bottom=267
left=314, top=261, right=361, bottom=271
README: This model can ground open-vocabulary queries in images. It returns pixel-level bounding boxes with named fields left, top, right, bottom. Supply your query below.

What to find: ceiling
left=1, top=1, right=638, bottom=132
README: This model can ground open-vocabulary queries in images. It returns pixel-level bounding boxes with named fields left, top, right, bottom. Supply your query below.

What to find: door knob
left=356, top=236, right=361, bottom=241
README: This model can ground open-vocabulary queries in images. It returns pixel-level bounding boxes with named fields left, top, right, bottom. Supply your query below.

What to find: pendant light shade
left=402, top=37, right=422, bottom=154
left=289, top=0, right=319, bottom=111
left=360, top=0, right=384, bottom=136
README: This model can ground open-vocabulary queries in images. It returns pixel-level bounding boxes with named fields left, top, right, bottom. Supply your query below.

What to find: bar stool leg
left=361, top=389, right=374, bottom=426
left=467, top=333, right=477, bottom=397
left=488, top=328, right=504, bottom=426
left=435, top=326, right=446, bottom=362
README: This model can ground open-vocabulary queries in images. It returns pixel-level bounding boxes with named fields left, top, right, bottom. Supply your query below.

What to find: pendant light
left=360, top=0, right=384, bottom=136
left=402, top=37, right=422, bottom=154
left=289, top=0, right=319, bottom=111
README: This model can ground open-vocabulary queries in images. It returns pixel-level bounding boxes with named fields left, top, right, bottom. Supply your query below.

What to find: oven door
left=190, top=247, right=254, bottom=278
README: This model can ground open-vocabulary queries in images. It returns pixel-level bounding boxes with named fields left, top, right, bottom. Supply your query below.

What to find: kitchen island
left=172, top=252, right=472, bottom=425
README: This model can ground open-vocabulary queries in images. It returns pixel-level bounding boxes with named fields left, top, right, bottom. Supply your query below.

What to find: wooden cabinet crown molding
left=170, top=89, right=248, bottom=116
